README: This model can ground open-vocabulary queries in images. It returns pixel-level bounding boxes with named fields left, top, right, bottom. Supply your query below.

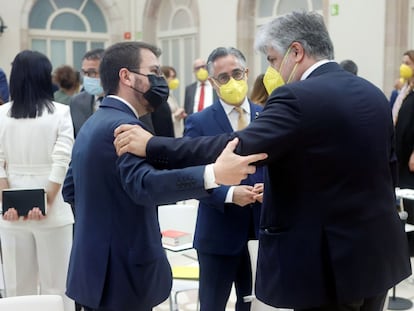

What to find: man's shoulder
left=188, top=102, right=218, bottom=120
left=185, top=81, right=197, bottom=91
left=70, top=91, right=93, bottom=103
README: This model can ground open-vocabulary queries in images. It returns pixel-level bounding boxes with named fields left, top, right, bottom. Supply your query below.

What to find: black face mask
left=143, top=74, right=169, bottom=110
left=130, top=71, right=169, bottom=110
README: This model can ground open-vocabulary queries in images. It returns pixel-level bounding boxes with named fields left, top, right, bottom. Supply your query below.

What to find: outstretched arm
left=114, top=125, right=267, bottom=186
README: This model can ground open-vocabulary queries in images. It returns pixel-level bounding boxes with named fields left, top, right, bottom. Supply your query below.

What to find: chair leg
left=174, top=291, right=180, bottom=311
left=169, top=291, right=179, bottom=311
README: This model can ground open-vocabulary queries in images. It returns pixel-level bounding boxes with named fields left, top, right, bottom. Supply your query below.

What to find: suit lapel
left=248, top=100, right=261, bottom=122
left=212, top=101, right=233, bottom=132
left=80, top=93, right=94, bottom=117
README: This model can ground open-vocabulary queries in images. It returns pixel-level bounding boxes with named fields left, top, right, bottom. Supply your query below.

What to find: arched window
left=157, top=0, right=199, bottom=105
left=255, top=0, right=324, bottom=74
left=28, top=0, right=109, bottom=70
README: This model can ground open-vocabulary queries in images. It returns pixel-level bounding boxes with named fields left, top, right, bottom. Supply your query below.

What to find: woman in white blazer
left=0, top=50, right=75, bottom=311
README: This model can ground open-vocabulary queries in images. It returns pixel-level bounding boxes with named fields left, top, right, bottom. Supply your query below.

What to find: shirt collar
left=198, top=80, right=210, bottom=87
left=107, top=95, right=140, bottom=119
left=220, top=97, right=250, bottom=116
left=301, top=59, right=334, bottom=80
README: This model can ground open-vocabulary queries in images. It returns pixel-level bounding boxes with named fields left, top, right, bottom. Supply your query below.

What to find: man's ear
left=119, top=68, right=132, bottom=86
left=291, top=42, right=305, bottom=62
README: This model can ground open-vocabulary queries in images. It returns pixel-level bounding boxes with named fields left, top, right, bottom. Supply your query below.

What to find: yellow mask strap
left=279, top=45, right=299, bottom=84
left=277, top=46, right=292, bottom=77
left=287, top=63, right=298, bottom=83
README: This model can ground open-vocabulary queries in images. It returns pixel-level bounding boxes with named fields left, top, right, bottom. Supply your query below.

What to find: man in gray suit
left=69, top=48, right=105, bottom=137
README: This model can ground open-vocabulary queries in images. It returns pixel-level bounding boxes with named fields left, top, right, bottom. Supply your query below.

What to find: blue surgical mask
left=83, top=76, right=104, bottom=96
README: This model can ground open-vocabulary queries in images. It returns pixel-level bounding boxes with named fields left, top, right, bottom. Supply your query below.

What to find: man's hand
left=114, top=124, right=153, bottom=157
left=213, top=138, right=268, bottom=185
left=253, top=183, right=264, bottom=203
left=233, top=185, right=257, bottom=207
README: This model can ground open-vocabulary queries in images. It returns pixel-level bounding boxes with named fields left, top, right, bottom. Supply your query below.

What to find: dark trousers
left=197, top=248, right=252, bottom=311
left=294, top=292, right=387, bottom=311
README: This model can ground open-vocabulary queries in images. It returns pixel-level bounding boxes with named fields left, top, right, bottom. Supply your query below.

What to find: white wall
left=328, top=0, right=386, bottom=90
left=0, top=0, right=26, bottom=79
left=198, top=0, right=239, bottom=59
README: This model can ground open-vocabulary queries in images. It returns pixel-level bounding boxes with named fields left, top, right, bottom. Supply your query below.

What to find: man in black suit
left=184, top=58, right=217, bottom=115
left=114, top=11, right=411, bottom=311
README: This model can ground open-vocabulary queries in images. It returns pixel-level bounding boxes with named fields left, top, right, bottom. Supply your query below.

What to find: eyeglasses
left=128, top=66, right=163, bottom=77
left=81, top=69, right=99, bottom=78
left=212, top=68, right=246, bottom=85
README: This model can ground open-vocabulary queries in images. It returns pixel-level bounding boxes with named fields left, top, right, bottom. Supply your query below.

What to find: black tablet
left=2, top=188, right=47, bottom=216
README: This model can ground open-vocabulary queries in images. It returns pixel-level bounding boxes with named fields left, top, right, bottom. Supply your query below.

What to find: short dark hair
left=83, top=48, right=105, bottom=61
left=100, top=42, right=161, bottom=95
left=339, top=59, right=358, bottom=75
left=9, top=50, right=54, bottom=118
left=206, top=47, right=247, bottom=76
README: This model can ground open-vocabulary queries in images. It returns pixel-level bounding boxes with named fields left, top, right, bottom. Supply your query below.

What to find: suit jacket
left=151, top=100, right=174, bottom=137
left=144, top=62, right=411, bottom=308
left=395, top=90, right=414, bottom=188
left=0, top=69, right=9, bottom=103
left=184, top=99, right=263, bottom=255
left=62, top=96, right=209, bottom=310
left=184, top=81, right=218, bottom=115
left=69, top=91, right=95, bottom=137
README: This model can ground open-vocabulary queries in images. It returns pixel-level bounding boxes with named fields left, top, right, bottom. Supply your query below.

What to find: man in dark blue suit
left=114, top=11, right=411, bottom=311
left=184, top=47, right=263, bottom=311
left=62, top=41, right=266, bottom=311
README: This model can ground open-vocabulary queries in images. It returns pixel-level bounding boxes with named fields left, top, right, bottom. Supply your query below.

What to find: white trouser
left=0, top=224, right=74, bottom=311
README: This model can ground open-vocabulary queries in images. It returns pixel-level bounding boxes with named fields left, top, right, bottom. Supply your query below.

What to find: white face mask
left=83, top=76, right=103, bottom=96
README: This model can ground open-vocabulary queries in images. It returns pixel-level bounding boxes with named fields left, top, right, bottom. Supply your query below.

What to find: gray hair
left=254, top=11, right=334, bottom=60
left=206, top=47, right=247, bottom=76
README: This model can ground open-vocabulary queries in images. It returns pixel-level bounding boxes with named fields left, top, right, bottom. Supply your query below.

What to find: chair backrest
left=158, top=202, right=198, bottom=234
left=0, top=295, right=64, bottom=311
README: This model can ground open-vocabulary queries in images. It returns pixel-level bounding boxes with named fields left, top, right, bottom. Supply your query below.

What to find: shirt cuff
left=204, top=164, right=219, bottom=190
left=225, top=186, right=235, bottom=203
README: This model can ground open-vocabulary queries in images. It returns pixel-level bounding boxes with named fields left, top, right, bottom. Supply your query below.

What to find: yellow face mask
left=168, top=78, right=180, bottom=90
left=262, top=47, right=298, bottom=95
left=217, top=78, right=248, bottom=106
left=400, top=64, right=413, bottom=82
left=196, top=68, right=208, bottom=82
left=263, top=66, right=284, bottom=95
